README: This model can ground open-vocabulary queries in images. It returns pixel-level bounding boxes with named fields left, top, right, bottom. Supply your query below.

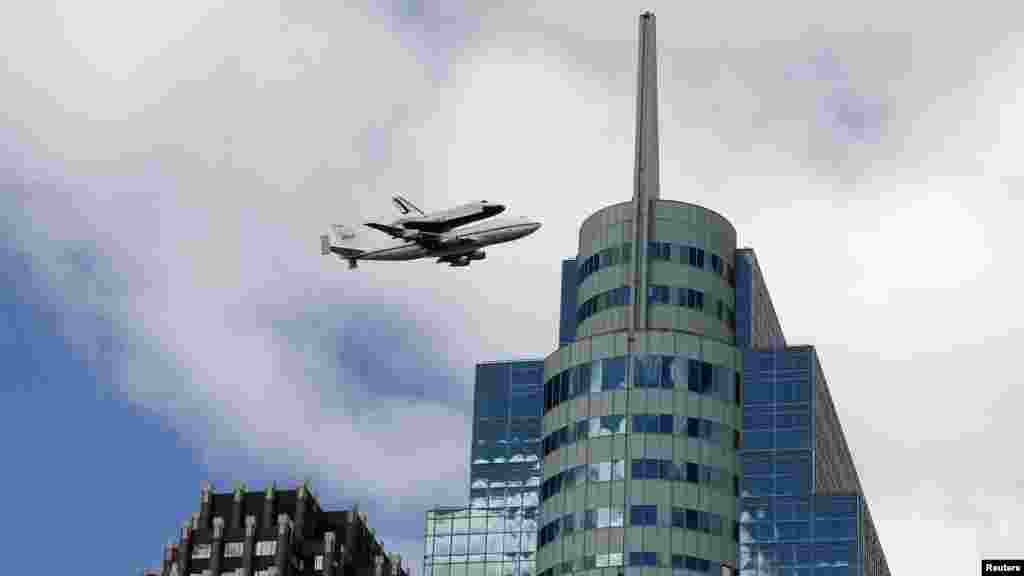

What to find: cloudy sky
left=2, top=0, right=1021, bottom=573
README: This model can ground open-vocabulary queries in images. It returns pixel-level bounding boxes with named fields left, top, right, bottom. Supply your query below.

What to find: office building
left=738, top=347, right=891, bottom=576
left=424, top=360, right=545, bottom=576
left=155, top=482, right=408, bottom=576
left=537, top=12, right=742, bottom=576
left=432, top=11, right=889, bottom=576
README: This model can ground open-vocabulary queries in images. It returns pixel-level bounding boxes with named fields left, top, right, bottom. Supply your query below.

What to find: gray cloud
left=3, top=0, right=1022, bottom=573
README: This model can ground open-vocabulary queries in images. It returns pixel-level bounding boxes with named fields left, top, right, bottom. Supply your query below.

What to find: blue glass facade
left=736, top=347, right=888, bottom=576
left=471, top=361, right=545, bottom=509
left=426, top=361, right=545, bottom=576
left=735, top=249, right=786, bottom=350
left=559, top=259, right=577, bottom=346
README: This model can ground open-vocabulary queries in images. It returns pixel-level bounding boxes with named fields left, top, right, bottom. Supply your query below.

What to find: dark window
left=686, top=462, right=699, bottom=483
left=631, top=459, right=647, bottom=480
left=701, top=362, right=713, bottom=391
left=645, top=459, right=661, bottom=479
left=647, top=284, right=669, bottom=305
left=671, top=508, right=685, bottom=528
left=602, top=357, right=627, bottom=390
left=635, top=414, right=662, bottom=434
left=622, top=243, right=632, bottom=263
left=658, top=414, right=674, bottom=434
left=629, top=552, right=657, bottom=567
left=687, top=418, right=700, bottom=438
left=661, top=356, right=677, bottom=388
left=666, top=461, right=681, bottom=481
left=686, top=510, right=700, bottom=531
left=648, top=242, right=671, bottom=261
left=688, top=247, right=705, bottom=268
left=583, top=510, right=596, bottom=530
left=634, top=356, right=660, bottom=388
left=688, top=360, right=701, bottom=392
left=630, top=505, right=657, bottom=527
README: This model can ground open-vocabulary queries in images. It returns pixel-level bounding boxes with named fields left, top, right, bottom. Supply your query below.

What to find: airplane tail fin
left=321, top=226, right=365, bottom=269
left=392, top=195, right=425, bottom=216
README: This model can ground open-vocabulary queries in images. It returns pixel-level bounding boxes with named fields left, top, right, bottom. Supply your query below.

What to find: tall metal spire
left=630, top=11, right=660, bottom=333
left=633, top=10, right=660, bottom=201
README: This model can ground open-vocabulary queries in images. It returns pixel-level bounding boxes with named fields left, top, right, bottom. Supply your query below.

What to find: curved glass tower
left=536, top=13, right=740, bottom=576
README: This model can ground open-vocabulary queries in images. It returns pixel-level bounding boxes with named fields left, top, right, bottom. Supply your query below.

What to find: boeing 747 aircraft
left=320, top=198, right=540, bottom=269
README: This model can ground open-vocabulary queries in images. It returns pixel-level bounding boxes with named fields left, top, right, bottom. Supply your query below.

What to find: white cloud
left=4, top=2, right=1024, bottom=575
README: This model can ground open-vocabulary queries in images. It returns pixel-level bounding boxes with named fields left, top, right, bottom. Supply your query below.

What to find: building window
left=629, top=552, right=658, bottom=567
left=314, top=555, right=324, bottom=571
left=191, top=544, right=211, bottom=559
left=630, top=505, right=657, bottom=527
left=686, top=246, right=705, bottom=268
left=256, top=540, right=277, bottom=556
left=224, top=542, right=243, bottom=558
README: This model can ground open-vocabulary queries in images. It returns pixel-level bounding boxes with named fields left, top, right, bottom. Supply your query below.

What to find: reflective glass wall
left=738, top=349, right=863, bottom=576
left=425, top=360, right=545, bottom=576
left=560, top=259, right=578, bottom=346
left=425, top=507, right=539, bottom=576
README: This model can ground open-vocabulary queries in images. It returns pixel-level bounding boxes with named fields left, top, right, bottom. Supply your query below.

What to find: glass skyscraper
left=738, top=348, right=891, bottom=576
left=424, top=361, right=545, bottom=576
left=429, top=11, right=889, bottom=576
left=537, top=14, right=741, bottom=576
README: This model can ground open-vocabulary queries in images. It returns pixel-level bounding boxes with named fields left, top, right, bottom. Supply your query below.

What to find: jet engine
left=467, top=251, right=486, bottom=261
left=449, top=259, right=470, bottom=267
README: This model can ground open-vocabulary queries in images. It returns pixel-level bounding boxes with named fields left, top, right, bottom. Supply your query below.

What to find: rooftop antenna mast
left=630, top=10, right=661, bottom=333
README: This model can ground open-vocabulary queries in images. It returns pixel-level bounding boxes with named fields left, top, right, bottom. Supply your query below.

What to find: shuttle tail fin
left=392, top=195, right=425, bottom=216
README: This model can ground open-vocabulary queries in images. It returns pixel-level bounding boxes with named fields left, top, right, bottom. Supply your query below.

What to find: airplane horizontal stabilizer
left=329, top=246, right=364, bottom=258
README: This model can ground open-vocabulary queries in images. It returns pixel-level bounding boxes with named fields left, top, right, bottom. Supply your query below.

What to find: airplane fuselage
left=356, top=217, right=540, bottom=261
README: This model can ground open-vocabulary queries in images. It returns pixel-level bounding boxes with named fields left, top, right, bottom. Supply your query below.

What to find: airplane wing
left=363, top=222, right=465, bottom=251
left=364, top=222, right=409, bottom=239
